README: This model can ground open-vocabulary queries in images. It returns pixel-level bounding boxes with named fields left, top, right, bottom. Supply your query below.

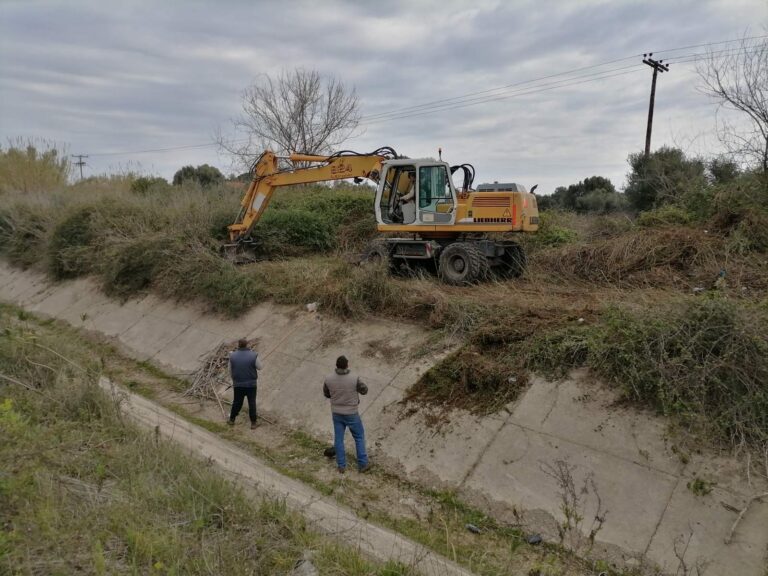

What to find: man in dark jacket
left=323, top=355, right=369, bottom=473
left=228, top=339, right=262, bottom=429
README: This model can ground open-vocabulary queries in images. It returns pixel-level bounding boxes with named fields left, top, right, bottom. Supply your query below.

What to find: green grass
left=0, top=308, right=414, bottom=576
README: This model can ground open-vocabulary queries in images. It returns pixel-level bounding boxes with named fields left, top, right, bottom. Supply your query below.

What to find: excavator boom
left=228, top=150, right=389, bottom=243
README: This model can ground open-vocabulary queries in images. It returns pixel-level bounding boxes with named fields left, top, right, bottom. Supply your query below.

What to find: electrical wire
left=360, top=34, right=768, bottom=121
left=361, top=43, right=767, bottom=124
left=83, top=35, right=767, bottom=158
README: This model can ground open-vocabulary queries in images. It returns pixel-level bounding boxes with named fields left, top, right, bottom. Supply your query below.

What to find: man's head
left=336, top=355, right=349, bottom=370
left=238, top=338, right=248, bottom=349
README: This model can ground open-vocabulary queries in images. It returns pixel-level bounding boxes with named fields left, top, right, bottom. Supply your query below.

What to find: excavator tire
left=362, top=239, right=392, bottom=268
left=495, top=242, right=527, bottom=279
left=438, top=242, right=489, bottom=285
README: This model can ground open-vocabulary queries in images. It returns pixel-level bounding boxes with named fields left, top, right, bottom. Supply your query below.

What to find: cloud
left=0, top=0, right=766, bottom=190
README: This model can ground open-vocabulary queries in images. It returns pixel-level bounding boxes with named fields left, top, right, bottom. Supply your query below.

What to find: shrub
left=0, top=204, right=49, bottom=267
left=625, top=147, right=707, bottom=211
left=637, top=205, right=692, bottom=227
left=727, top=211, right=768, bottom=254
left=100, top=236, right=169, bottom=297
left=252, top=210, right=335, bottom=254
left=49, top=207, right=98, bottom=278
left=130, top=176, right=170, bottom=195
left=0, top=139, right=70, bottom=194
left=172, top=164, right=224, bottom=187
left=590, top=299, right=768, bottom=447
left=525, top=211, right=578, bottom=249
left=574, top=189, right=628, bottom=214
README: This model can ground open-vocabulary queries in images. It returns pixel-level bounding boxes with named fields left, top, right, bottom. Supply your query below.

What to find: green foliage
left=687, top=477, right=714, bottom=496
left=0, top=204, right=49, bottom=267
left=543, top=176, right=623, bottom=213
left=172, top=164, right=224, bottom=187
left=708, top=157, right=741, bottom=185
left=637, top=205, right=692, bottom=227
left=527, top=212, right=578, bottom=248
left=252, top=209, right=335, bottom=254
left=49, top=207, right=97, bottom=278
left=249, top=188, right=376, bottom=254
left=574, top=189, right=628, bottom=214
left=130, top=176, right=170, bottom=194
left=625, top=147, right=707, bottom=211
left=0, top=140, right=70, bottom=194
left=589, top=299, right=768, bottom=448
left=101, top=236, right=168, bottom=297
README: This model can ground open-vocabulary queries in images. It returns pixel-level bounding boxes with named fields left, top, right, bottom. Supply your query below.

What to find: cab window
left=418, top=165, right=451, bottom=211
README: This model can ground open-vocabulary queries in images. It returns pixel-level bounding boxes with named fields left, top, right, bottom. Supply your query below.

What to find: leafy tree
left=576, top=189, right=628, bottom=213
left=625, top=147, right=706, bottom=211
left=540, top=176, right=622, bottom=213
left=172, top=164, right=224, bottom=187
left=707, top=157, right=740, bottom=185
left=130, top=176, right=169, bottom=194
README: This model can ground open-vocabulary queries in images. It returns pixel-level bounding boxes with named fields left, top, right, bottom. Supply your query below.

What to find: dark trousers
left=230, top=386, right=257, bottom=423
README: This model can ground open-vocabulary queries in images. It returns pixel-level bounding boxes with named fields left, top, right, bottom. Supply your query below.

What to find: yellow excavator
left=227, top=147, right=539, bottom=284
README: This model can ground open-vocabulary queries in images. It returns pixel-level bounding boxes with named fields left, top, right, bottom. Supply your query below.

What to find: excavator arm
left=228, top=149, right=392, bottom=243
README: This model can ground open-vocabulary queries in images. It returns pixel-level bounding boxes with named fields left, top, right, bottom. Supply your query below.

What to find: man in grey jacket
left=228, top=339, right=262, bottom=429
left=323, top=355, right=370, bottom=473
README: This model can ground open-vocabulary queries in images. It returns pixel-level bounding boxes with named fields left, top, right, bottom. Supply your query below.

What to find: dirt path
left=98, top=376, right=474, bottom=576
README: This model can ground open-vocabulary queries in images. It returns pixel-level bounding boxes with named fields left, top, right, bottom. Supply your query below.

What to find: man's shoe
left=337, top=467, right=346, bottom=474
left=358, top=463, right=372, bottom=474
left=227, top=419, right=235, bottom=426
left=250, top=421, right=259, bottom=430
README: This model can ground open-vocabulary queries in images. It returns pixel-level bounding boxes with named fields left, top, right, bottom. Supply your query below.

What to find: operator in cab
left=400, top=170, right=416, bottom=224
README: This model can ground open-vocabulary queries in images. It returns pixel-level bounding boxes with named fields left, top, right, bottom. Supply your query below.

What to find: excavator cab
left=375, top=160, right=457, bottom=228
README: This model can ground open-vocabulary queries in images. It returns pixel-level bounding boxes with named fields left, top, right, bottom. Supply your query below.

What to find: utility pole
left=642, top=54, right=670, bottom=157
left=71, top=154, right=88, bottom=180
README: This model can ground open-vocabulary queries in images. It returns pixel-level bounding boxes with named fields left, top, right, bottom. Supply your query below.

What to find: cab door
left=417, top=165, right=455, bottom=225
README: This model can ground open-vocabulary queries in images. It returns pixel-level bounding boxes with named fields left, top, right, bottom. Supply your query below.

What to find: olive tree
left=697, top=36, right=768, bottom=174
left=219, top=69, right=360, bottom=169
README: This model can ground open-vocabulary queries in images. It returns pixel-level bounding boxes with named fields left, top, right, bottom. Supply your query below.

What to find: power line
left=89, top=141, right=219, bottom=157
left=360, top=34, right=767, bottom=122
left=79, top=35, right=767, bottom=158
left=361, top=44, right=765, bottom=124
left=361, top=68, right=647, bottom=125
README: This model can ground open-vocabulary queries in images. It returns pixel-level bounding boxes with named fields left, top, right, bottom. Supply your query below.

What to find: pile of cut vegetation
left=531, top=227, right=723, bottom=288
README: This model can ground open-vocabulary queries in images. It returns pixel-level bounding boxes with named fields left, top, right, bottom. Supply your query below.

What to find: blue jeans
left=332, top=412, right=368, bottom=470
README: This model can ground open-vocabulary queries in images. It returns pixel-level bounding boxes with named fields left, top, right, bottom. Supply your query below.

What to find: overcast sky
left=1, top=0, right=766, bottom=194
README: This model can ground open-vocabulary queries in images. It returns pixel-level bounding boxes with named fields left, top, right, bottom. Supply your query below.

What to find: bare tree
left=697, top=36, right=768, bottom=174
left=219, top=69, right=361, bottom=170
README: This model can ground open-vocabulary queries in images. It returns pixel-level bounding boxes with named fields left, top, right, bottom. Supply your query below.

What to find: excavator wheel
left=495, top=242, right=527, bottom=279
left=438, top=242, right=489, bottom=285
left=362, top=239, right=392, bottom=268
